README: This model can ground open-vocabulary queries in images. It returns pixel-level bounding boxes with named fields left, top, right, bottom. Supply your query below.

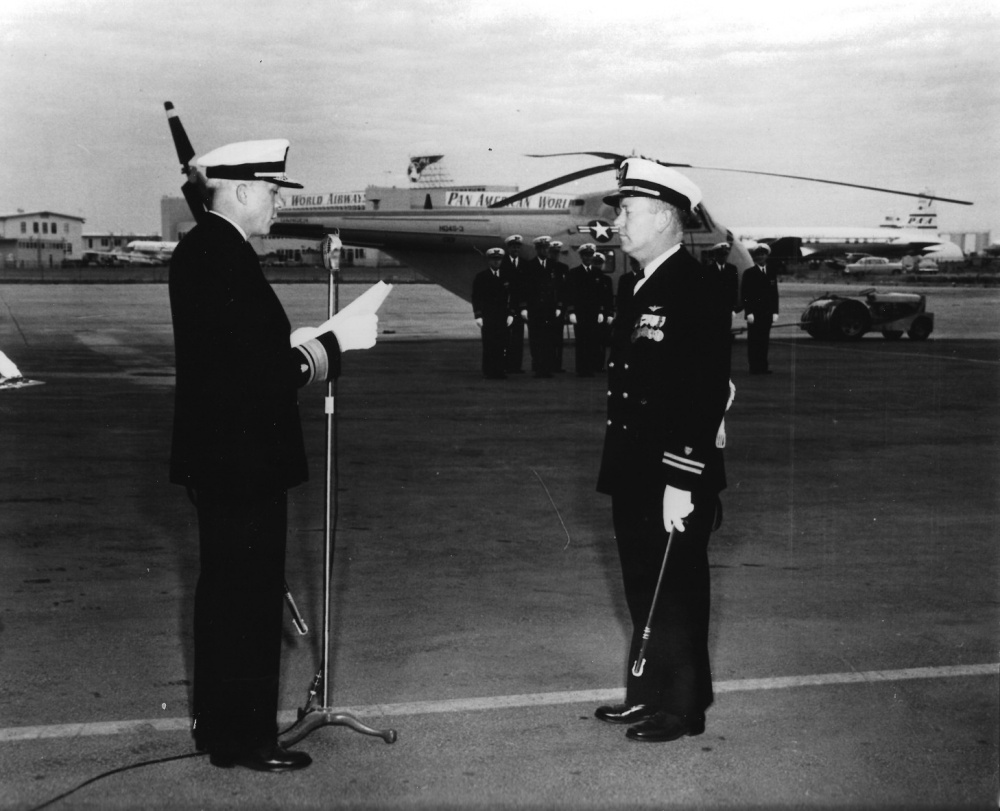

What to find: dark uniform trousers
left=612, top=486, right=715, bottom=716
left=193, top=487, right=288, bottom=749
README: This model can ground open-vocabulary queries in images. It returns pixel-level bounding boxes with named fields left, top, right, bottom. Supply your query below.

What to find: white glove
left=772, top=313, right=779, bottom=324
left=607, top=316, right=614, bottom=325
left=746, top=314, right=755, bottom=325
left=475, top=317, right=484, bottom=328
left=662, top=485, right=694, bottom=532
left=597, top=314, right=605, bottom=324
left=506, top=315, right=513, bottom=327
left=330, top=313, right=378, bottom=351
left=569, top=313, right=577, bottom=325
left=555, top=309, right=562, bottom=318
left=520, top=309, right=528, bottom=321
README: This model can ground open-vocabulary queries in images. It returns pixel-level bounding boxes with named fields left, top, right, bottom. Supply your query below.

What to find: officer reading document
left=168, top=138, right=380, bottom=772
left=594, top=158, right=733, bottom=743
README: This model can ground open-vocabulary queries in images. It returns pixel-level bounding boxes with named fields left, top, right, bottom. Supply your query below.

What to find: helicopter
left=164, top=102, right=972, bottom=303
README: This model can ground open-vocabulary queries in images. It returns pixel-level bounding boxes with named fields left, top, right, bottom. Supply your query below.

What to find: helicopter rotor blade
left=685, top=165, right=974, bottom=206
left=488, top=163, right=618, bottom=208
left=164, top=101, right=208, bottom=223
left=525, top=151, right=972, bottom=206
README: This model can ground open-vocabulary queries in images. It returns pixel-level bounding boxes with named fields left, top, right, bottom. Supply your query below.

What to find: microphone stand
left=279, top=233, right=397, bottom=747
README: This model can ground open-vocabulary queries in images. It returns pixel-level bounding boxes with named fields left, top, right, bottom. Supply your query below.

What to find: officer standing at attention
left=592, top=251, right=613, bottom=370
left=741, top=243, right=780, bottom=374
left=500, top=234, right=526, bottom=374
left=472, top=247, right=514, bottom=379
left=595, top=158, right=732, bottom=743
left=547, top=240, right=570, bottom=372
left=519, top=236, right=562, bottom=378
left=566, top=243, right=613, bottom=376
left=169, top=139, right=378, bottom=771
left=706, top=241, right=743, bottom=331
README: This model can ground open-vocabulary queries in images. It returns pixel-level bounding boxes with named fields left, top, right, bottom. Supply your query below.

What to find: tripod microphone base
left=280, top=708, right=398, bottom=747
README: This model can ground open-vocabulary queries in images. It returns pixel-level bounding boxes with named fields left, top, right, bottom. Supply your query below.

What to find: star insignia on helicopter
left=577, top=220, right=615, bottom=243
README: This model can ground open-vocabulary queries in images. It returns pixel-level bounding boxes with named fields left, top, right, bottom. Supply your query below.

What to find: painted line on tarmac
left=1, top=662, right=995, bottom=743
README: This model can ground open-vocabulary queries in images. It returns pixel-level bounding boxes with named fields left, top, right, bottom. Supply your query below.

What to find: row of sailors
left=472, top=236, right=616, bottom=379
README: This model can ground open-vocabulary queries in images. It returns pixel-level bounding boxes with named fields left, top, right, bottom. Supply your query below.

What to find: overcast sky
left=1, top=0, right=997, bottom=238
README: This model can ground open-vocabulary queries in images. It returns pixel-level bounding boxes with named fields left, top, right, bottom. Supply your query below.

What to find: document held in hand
left=290, top=281, right=393, bottom=347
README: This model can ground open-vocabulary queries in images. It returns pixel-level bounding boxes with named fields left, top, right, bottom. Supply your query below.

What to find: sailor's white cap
left=486, top=247, right=505, bottom=257
left=504, top=234, right=523, bottom=244
left=532, top=235, right=551, bottom=245
left=749, top=242, right=771, bottom=256
left=578, top=243, right=597, bottom=253
left=196, top=139, right=303, bottom=188
left=709, top=241, right=732, bottom=252
left=549, top=240, right=563, bottom=249
left=603, top=158, right=701, bottom=211
left=593, top=251, right=606, bottom=263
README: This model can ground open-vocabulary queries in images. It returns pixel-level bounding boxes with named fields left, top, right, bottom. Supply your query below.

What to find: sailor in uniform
left=169, top=138, right=378, bottom=771
left=594, top=158, right=732, bottom=742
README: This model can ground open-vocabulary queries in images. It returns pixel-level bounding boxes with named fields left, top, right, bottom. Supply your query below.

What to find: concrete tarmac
left=0, top=282, right=997, bottom=810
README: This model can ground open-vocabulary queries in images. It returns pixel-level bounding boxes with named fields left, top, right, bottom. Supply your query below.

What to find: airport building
left=0, top=210, right=85, bottom=269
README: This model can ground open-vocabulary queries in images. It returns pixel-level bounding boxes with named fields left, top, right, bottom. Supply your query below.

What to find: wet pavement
left=0, top=282, right=997, bottom=810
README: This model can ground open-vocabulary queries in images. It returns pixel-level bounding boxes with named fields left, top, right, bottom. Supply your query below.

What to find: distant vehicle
left=844, top=256, right=903, bottom=275
left=800, top=288, right=934, bottom=340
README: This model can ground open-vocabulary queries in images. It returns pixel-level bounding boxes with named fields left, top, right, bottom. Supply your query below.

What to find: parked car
left=799, top=288, right=934, bottom=341
left=843, top=256, right=903, bottom=275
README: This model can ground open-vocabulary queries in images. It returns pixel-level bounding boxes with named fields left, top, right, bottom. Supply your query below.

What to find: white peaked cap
left=196, top=139, right=303, bottom=188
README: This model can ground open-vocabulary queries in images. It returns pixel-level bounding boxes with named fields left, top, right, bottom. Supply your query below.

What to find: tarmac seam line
left=0, top=662, right=995, bottom=743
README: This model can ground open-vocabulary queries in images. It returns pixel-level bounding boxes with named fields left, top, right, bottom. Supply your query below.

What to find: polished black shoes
left=209, top=743, right=312, bottom=772
left=594, top=703, right=659, bottom=725
left=624, top=711, right=706, bottom=742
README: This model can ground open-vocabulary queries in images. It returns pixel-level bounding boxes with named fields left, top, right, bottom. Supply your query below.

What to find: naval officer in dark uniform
left=169, top=138, right=378, bottom=771
left=472, top=247, right=514, bottom=379
left=594, top=158, right=733, bottom=742
left=741, top=243, right=780, bottom=374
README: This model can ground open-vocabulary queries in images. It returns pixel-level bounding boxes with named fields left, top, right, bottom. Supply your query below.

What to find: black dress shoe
left=625, top=711, right=706, bottom=742
left=594, top=703, right=658, bottom=725
left=210, top=743, right=312, bottom=772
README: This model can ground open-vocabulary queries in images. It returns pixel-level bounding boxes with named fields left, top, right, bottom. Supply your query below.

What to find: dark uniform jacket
left=598, top=246, right=730, bottom=498
left=741, top=263, right=779, bottom=319
left=471, top=268, right=513, bottom=322
left=566, top=264, right=614, bottom=321
left=519, top=258, right=562, bottom=319
left=169, top=214, right=339, bottom=493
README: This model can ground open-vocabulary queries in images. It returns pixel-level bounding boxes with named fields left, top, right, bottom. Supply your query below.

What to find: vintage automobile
left=843, top=256, right=904, bottom=275
left=799, top=288, right=934, bottom=340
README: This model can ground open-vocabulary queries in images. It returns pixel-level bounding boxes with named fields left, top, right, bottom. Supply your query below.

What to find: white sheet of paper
left=290, top=281, right=393, bottom=347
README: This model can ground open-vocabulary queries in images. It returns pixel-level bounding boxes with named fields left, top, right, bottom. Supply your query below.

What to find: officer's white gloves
left=555, top=309, right=562, bottom=318
left=475, top=317, right=484, bottom=328
left=746, top=314, right=755, bottom=325
left=772, top=313, right=779, bottom=324
left=597, top=314, right=605, bottom=324
left=662, top=485, right=694, bottom=532
left=520, top=309, right=528, bottom=321
left=569, top=313, right=578, bottom=325
left=506, top=315, right=513, bottom=327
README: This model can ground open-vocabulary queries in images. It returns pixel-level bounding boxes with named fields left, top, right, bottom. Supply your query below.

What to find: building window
left=33, top=222, right=39, bottom=233
left=21, top=222, right=26, bottom=234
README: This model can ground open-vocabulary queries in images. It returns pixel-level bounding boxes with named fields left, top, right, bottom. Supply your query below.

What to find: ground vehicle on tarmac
left=799, top=288, right=934, bottom=341
left=843, top=256, right=903, bottom=275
